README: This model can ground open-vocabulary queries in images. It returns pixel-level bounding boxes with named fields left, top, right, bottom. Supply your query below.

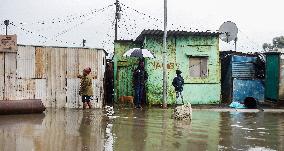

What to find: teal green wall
left=114, top=35, right=221, bottom=105
left=144, top=36, right=177, bottom=104
left=113, top=41, right=141, bottom=102
left=265, top=53, right=280, bottom=101
left=175, top=36, right=221, bottom=104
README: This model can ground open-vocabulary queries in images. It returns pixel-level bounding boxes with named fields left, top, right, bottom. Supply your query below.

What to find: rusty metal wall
left=16, top=46, right=36, bottom=100
left=4, top=53, right=17, bottom=100
left=66, top=48, right=79, bottom=78
left=66, top=78, right=81, bottom=108
left=35, top=47, right=47, bottom=79
left=0, top=45, right=106, bottom=108
left=17, top=46, right=35, bottom=79
left=16, top=79, right=35, bottom=100
left=35, top=79, right=47, bottom=106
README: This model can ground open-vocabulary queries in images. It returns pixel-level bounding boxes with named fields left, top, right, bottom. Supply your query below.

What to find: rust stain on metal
left=0, top=45, right=106, bottom=108
left=35, top=47, right=46, bottom=78
left=0, top=35, right=17, bottom=52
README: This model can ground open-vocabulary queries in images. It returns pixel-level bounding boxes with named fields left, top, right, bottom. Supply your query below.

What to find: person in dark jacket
left=133, top=59, right=148, bottom=108
left=172, top=70, right=184, bottom=105
left=78, top=67, right=94, bottom=109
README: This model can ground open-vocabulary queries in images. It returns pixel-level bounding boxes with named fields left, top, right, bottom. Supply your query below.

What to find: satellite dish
left=219, top=21, right=238, bottom=43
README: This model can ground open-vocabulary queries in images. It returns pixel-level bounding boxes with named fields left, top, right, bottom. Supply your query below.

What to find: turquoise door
left=265, top=53, right=280, bottom=101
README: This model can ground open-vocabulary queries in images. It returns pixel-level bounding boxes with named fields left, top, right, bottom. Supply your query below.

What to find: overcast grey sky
left=1, top=0, right=284, bottom=54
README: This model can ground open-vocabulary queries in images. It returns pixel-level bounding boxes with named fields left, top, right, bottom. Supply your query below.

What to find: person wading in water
left=78, top=67, right=93, bottom=109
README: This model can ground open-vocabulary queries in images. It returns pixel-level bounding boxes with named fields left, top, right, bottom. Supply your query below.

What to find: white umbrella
left=123, top=48, right=155, bottom=58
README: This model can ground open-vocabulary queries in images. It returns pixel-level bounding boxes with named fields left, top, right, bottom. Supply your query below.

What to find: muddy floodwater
left=0, top=108, right=284, bottom=151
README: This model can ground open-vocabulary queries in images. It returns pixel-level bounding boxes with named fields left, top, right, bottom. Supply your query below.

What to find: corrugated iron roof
left=135, top=29, right=219, bottom=42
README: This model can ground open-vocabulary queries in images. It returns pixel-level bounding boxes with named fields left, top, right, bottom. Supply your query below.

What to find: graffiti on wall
left=149, top=61, right=176, bottom=70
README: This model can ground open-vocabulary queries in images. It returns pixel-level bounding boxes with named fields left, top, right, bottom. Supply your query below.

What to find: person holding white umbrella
left=132, top=58, right=148, bottom=108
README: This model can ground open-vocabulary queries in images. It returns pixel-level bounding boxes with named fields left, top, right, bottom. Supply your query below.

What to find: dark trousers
left=175, top=91, right=184, bottom=105
left=134, top=85, right=143, bottom=107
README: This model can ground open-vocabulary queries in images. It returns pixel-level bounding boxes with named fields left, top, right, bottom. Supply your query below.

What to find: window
left=189, top=57, right=208, bottom=77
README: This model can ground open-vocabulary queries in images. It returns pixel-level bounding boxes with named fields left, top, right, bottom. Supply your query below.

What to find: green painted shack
left=265, top=52, right=284, bottom=102
left=114, top=30, right=221, bottom=105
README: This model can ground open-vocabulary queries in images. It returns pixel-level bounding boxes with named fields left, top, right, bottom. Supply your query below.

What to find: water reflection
left=79, top=110, right=103, bottom=151
left=0, top=114, right=45, bottom=151
left=0, top=109, right=283, bottom=151
left=218, top=112, right=284, bottom=151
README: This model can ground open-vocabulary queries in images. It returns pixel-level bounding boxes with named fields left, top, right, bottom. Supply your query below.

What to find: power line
left=44, top=4, right=113, bottom=43
left=8, top=4, right=114, bottom=46
left=120, top=3, right=163, bottom=24
left=17, top=4, right=114, bottom=26
left=120, top=3, right=204, bottom=32
left=10, top=22, right=77, bottom=45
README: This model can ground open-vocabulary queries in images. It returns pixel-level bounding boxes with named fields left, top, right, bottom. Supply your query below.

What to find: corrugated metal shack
left=114, top=29, right=221, bottom=105
left=220, top=51, right=265, bottom=103
left=264, top=52, right=284, bottom=102
left=0, top=44, right=106, bottom=108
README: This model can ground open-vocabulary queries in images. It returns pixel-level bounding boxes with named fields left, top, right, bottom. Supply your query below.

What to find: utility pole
left=4, top=20, right=9, bottom=35
left=234, top=37, right=237, bottom=51
left=114, top=0, right=121, bottom=41
left=162, top=0, right=168, bottom=108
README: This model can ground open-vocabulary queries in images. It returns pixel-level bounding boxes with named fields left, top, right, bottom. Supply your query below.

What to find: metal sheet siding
left=17, top=46, right=35, bottom=79
left=35, top=47, right=47, bottom=78
left=97, top=51, right=105, bottom=102
left=66, top=48, right=79, bottom=78
left=233, top=79, right=264, bottom=103
left=78, top=49, right=98, bottom=78
left=231, top=56, right=256, bottom=79
left=35, top=79, right=47, bottom=106
left=55, top=48, right=67, bottom=108
left=279, top=56, right=284, bottom=100
left=46, top=47, right=56, bottom=107
left=93, top=79, right=102, bottom=108
left=66, top=78, right=81, bottom=108
left=16, top=79, right=35, bottom=99
left=0, top=53, right=4, bottom=100
left=0, top=45, right=105, bottom=108
left=4, top=53, right=17, bottom=100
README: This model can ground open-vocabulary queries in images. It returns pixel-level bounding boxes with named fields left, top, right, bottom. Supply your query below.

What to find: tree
left=263, top=36, right=284, bottom=51
left=272, top=36, right=284, bottom=48
left=262, top=43, right=273, bottom=51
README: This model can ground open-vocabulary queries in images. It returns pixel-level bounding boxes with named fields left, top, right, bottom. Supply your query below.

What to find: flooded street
left=0, top=108, right=284, bottom=151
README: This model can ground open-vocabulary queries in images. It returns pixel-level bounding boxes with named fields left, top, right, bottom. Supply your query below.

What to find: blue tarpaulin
left=229, top=101, right=246, bottom=109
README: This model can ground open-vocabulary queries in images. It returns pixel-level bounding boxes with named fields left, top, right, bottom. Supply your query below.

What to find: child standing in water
left=79, top=67, right=93, bottom=109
